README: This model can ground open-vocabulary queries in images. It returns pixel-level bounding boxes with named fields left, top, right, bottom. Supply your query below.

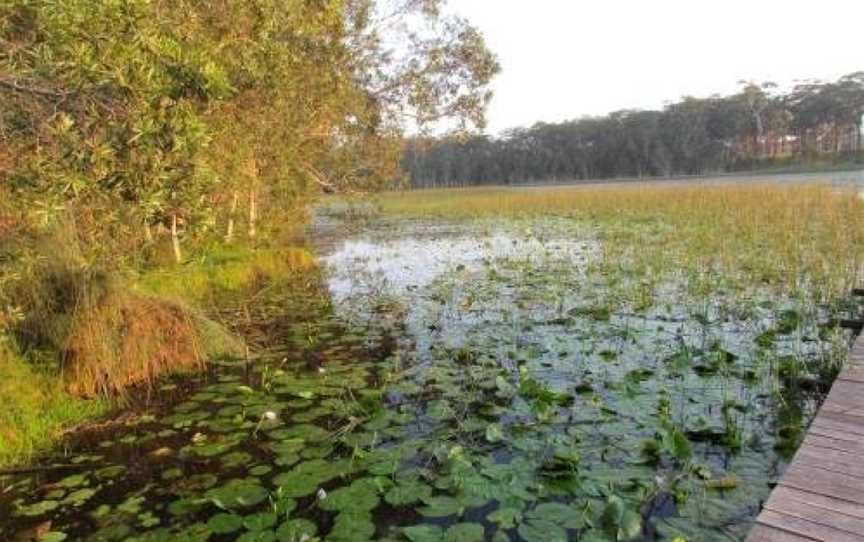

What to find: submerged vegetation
left=2, top=182, right=863, bottom=541
left=3, top=2, right=864, bottom=541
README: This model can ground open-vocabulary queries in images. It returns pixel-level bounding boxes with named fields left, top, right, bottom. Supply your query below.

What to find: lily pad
left=404, top=525, right=443, bottom=542
left=207, top=512, right=244, bottom=534
left=16, top=499, right=59, bottom=517
left=518, top=519, right=567, bottom=542
left=275, top=519, right=317, bottom=542
left=327, top=511, right=375, bottom=541
left=272, top=459, right=350, bottom=498
left=206, top=479, right=269, bottom=509
left=244, top=512, right=278, bottom=531
left=419, top=496, right=464, bottom=518
left=319, top=477, right=382, bottom=513
left=444, top=523, right=484, bottom=542
left=385, top=480, right=433, bottom=506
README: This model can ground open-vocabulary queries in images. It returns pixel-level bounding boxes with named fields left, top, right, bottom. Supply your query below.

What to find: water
left=0, top=215, right=851, bottom=542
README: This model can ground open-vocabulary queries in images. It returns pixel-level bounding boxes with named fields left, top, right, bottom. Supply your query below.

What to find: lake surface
left=0, top=213, right=852, bottom=542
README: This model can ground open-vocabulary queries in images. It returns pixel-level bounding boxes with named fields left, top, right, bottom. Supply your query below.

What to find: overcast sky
left=448, top=0, right=864, bottom=134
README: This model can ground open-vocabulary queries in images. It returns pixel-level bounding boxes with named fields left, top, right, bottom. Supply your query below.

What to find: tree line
left=1, top=0, right=499, bottom=262
left=403, top=73, right=864, bottom=188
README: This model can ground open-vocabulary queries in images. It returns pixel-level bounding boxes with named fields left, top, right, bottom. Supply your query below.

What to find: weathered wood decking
left=747, top=330, right=864, bottom=541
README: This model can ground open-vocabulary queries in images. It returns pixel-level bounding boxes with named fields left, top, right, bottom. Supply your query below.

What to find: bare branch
left=0, top=76, right=74, bottom=99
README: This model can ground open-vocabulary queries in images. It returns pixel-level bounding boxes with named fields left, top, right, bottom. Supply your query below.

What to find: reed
left=376, top=183, right=864, bottom=302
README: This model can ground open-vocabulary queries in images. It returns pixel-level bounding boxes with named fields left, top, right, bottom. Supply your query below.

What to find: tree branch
left=0, top=76, right=75, bottom=98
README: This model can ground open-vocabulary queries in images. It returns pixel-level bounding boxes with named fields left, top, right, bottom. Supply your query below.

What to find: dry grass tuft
left=63, top=291, right=205, bottom=397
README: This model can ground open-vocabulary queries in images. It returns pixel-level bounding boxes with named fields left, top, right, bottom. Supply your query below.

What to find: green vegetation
left=403, top=73, right=864, bottom=187
left=0, top=339, right=106, bottom=466
left=375, top=183, right=864, bottom=301
left=3, top=182, right=858, bottom=541
left=3, top=2, right=864, bottom=541
left=0, top=0, right=497, bottom=466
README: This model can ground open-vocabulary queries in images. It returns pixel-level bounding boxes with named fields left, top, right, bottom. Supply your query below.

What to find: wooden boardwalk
left=747, top=329, right=864, bottom=541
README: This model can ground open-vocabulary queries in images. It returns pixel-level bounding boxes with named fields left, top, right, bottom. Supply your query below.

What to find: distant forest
left=403, top=73, right=864, bottom=188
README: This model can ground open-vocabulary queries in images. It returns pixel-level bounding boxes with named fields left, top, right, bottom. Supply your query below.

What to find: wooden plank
left=748, top=524, right=819, bottom=541
left=820, top=404, right=864, bottom=419
left=781, top=462, right=864, bottom=505
left=767, top=486, right=864, bottom=521
left=794, top=449, right=864, bottom=480
left=806, top=426, right=864, bottom=448
left=796, top=444, right=864, bottom=470
left=839, top=366, right=864, bottom=384
left=810, top=415, right=864, bottom=438
left=747, top=313, right=864, bottom=541
left=764, top=488, right=864, bottom=534
left=803, top=433, right=864, bottom=455
left=823, top=380, right=864, bottom=401
left=757, top=509, right=864, bottom=542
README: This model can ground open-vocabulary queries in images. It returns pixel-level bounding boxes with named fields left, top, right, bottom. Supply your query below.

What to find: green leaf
left=207, top=513, right=243, bottom=534
left=16, top=500, right=59, bottom=517
left=485, top=423, right=504, bottom=443
left=384, top=480, right=433, bottom=506
left=275, top=519, right=317, bottom=542
left=518, top=519, right=567, bottom=542
left=527, top=502, right=582, bottom=528
left=419, top=496, right=463, bottom=518
left=444, top=523, right=484, bottom=542
left=206, top=480, right=269, bottom=509
left=403, top=525, right=444, bottom=542
left=487, top=506, right=522, bottom=529
left=243, top=512, right=277, bottom=531
left=318, top=478, right=381, bottom=513
left=272, top=459, right=350, bottom=498
left=62, top=488, right=97, bottom=507
left=600, top=496, right=642, bottom=541
left=327, top=511, right=375, bottom=541
left=237, top=531, right=276, bottom=542
left=665, top=427, right=693, bottom=462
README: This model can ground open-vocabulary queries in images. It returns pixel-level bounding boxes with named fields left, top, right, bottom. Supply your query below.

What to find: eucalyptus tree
left=404, top=71, right=864, bottom=188
left=1, top=0, right=499, bottom=261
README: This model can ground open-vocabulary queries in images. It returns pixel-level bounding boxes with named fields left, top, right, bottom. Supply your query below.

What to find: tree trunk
left=226, top=190, right=239, bottom=242
left=144, top=222, right=153, bottom=243
left=171, top=213, right=182, bottom=263
left=248, top=189, right=257, bottom=239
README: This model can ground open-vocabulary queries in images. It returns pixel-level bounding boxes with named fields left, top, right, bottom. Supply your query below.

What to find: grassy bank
left=0, top=340, right=107, bottom=466
left=0, top=241, right=316, bottom=467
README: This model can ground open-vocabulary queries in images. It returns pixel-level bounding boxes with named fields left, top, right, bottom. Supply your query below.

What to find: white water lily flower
left=316, top=488, right=327, bottom=500
left=317, top=366, right=326, bottom=374
left=263, top=410, right=278, bottom=421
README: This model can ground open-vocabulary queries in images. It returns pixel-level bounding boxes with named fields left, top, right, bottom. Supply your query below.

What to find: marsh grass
left=136, top=245, right=315, bottom=305
left=0, top=339, right=106, bottom=466
left=376, top=183, right=864, bottom=302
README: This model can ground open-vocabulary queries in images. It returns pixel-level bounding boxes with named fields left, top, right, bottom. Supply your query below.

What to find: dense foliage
left=0, top=0, right=498, bottom=462
left=404, top=74, right=864, bottom=187
left=0, top=0, right=499, bottom=261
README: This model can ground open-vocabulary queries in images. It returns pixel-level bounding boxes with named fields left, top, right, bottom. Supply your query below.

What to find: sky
left=447, top=0, right=864, bottom=135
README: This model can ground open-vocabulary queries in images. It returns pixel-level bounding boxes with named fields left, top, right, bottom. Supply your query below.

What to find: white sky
left=448, top=0, right=864, bottom=134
